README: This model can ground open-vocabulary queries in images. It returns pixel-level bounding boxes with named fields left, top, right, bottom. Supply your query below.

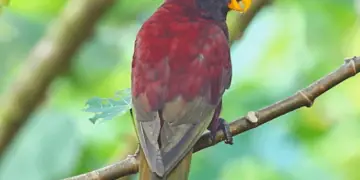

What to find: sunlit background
left=0, top=0, right=360, bottom=179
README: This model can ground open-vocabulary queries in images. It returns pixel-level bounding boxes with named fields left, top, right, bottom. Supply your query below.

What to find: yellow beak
left=228, top=0, right=251, bottom=12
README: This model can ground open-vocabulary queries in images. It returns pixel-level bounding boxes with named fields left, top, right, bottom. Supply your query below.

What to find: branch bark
left=0, top=0, right=115, bottom=157
left=65, top=56, right=360, bottom=180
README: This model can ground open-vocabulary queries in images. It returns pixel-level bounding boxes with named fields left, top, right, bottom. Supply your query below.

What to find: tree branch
left=0, top=0, right=115, bottom=157
left=194, top=56, right=360, bottom=152
left=64, top=58, right=360, bottom=179
left=66, top=56, right=360, bottom=180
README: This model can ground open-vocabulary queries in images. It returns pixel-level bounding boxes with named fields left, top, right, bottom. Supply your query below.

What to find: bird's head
left=195, top=0, right=252, bottom=21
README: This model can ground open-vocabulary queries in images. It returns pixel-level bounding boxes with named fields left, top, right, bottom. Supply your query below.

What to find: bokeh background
left=1, top=0, right=360, bottom=179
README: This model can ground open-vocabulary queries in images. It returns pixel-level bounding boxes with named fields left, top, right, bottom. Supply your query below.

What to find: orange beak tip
left=228, top=0, right=252, bottom=13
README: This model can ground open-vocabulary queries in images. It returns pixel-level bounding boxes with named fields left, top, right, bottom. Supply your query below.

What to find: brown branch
left=64, top=153, right=140, bottom=180
left=63, top=57, right=360, bottom=179
left=65, top=57, right=360, bottom=180
left=194, top=56, right=360, bottom=152
left=65, top=56, right=360, bottom=180
left=0, top=0, right=115, bottom=157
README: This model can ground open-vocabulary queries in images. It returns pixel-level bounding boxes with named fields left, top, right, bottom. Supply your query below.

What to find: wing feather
left=132, top=18, right=232, bottom=177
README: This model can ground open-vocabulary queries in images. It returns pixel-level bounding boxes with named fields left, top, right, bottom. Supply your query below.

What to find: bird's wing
left=131, top=21, right=232, bottom=177
left=133, top=95, right=216, bottom=177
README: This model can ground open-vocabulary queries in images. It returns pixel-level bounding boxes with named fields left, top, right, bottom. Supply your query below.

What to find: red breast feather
left=132, top=3, right=232, bottom=111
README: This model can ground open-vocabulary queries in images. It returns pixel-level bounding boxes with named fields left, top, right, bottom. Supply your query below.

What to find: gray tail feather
left=151, top=173, right=165, bottom=180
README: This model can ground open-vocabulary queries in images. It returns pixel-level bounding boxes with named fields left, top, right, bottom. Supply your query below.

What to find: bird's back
left=131, top=1, right=232, bottom=179
left=132, top=2, right=231, bottom=107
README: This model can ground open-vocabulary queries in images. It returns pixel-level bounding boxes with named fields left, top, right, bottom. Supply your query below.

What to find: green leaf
left=84, top=88, right=132, bottom=124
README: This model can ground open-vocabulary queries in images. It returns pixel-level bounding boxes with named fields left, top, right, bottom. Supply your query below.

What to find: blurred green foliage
left=0, top=0, right=360, bottom=180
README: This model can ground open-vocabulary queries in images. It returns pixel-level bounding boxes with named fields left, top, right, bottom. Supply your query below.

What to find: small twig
left=64, top=56, right=360, bottom=180
left=0, top=0, right=115, bottom=157
left=65, top=154, right=139, bottom=180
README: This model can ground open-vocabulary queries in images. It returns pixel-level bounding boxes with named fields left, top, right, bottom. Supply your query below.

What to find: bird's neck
left=164, top=0, right=228, bottom=22
left=161, top=0, right=229, bottom=40
left=165, top=0, right=196, bottom=7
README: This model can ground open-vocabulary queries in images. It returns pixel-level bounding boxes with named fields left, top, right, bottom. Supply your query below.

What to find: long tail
left=139, top=148, right=193, bottom=180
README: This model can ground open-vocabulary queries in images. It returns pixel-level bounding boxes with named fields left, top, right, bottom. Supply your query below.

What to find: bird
left=131, top=0, right=251, bottom=179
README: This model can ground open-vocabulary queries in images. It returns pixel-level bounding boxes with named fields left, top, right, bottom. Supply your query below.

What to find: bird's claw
left=210, top=118, right=233, bottom=145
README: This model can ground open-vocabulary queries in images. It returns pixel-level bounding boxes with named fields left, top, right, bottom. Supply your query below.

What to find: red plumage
left=132, top=2, right=232, bottom=109
left=131, top=0, right=240, bottom=179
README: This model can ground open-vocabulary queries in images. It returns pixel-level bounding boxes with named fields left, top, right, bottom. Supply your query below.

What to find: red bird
left=131, top=0, right=251, bottom=179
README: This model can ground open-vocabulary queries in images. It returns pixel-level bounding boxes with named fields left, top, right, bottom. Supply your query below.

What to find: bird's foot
left=209, top=118, right=233, bottom=145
